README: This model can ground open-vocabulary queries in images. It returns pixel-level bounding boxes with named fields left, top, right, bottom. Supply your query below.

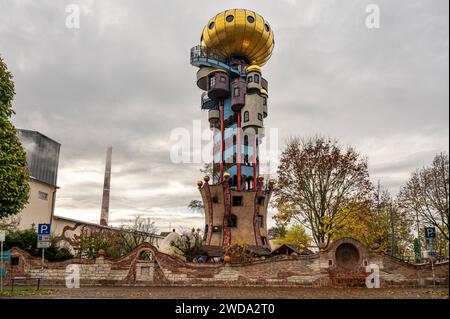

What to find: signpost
left=424, top=227, right=437, bottom=287
left=37, top=224, right=51, bottom=268
left=0, top=230, right=5, bottom=293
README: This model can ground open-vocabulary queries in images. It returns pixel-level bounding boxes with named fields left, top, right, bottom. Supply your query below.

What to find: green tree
left=275, top=223, right=312, bottom=248
left=4, top=229, right=73, bottom=261
left=268, top=222, right=287, bottom=239
left=333, top=184, right=414, bottom=259
left=0, top=56, right=29, bottom=219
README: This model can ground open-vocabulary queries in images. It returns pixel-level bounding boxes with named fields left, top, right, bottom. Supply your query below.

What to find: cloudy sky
left=1, top=0, right=448, bottom=233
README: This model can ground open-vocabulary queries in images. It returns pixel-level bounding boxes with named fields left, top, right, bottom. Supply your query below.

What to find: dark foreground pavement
left=4, top=286, right=448, bottom=299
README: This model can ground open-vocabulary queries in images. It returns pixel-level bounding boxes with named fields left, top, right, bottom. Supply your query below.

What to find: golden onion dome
left=201, top=9, right=274, bottom=66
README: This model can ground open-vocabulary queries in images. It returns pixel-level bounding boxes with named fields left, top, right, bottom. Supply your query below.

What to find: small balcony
left=201, top=92, right=218, bottom=110
left=190, top=45, right=226, bottom=66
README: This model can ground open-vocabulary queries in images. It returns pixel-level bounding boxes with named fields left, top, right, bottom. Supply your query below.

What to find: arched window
left=254, top=74, right=260, bottom=84
left=229, top=214, right=238, bottom=228
left=244, top=135, right=249, bottom=146
left=244, top=111, right=249, bottom=122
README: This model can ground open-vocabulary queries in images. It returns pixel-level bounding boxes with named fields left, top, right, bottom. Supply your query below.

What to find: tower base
left=198, top=176, right=273, bottom=249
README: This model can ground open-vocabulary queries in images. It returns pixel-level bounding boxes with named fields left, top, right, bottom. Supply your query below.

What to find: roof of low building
left=271, top=243, right=314, bottom=256
left=246, top=245, right=271, bottom=256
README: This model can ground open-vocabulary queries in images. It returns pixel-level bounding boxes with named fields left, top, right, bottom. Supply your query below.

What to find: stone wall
left=5, top=238, right=448, bottom=288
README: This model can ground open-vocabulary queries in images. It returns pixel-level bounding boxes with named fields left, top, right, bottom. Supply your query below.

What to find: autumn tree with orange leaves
left=273, top=137, right=372, bottom=248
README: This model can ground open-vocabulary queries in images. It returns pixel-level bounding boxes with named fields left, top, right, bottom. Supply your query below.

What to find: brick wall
left=6, top=238, right=448, bottom=287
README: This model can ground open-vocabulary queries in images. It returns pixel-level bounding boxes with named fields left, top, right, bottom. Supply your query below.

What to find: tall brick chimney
left=100, top=146, right=112, bottom=226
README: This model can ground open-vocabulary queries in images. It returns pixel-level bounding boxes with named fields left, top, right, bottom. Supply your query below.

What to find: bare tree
left=116, top=216, right=159, bottom=253
left=273, top=136, right=372, bottom=248
left=398, top=153, right=449, bottom=241
left=187, top=200, right=204, bottom=213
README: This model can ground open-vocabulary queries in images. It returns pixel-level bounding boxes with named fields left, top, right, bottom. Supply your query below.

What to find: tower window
left=210, top=76, right=216, bottom=88
left=244, top=135, right=249, bottom=146
left=263, top=97, right=267, bottom=105
left=212, top=196, right=219, bottom=203
left=232, top=196, right=243, bottom=206
left=229, top=214, right=238, bottom=228
left=258, top=215, right=264, bottom=228
left=254, top=74, right=260, bottom=84
left=212, top=226, right=221, bottom=233
left=244, top=111, right=249, bottom=122
left=226, top=15, right=234, bottom=22
left=258, top=113, right=263, bottom=121
left=234, top=87, right=240, bottom=97
left=247, top=76, right=253, bottom=83
left=247, top=16, right=255, bottom=23
left=219, top=75, right=226, bottom=83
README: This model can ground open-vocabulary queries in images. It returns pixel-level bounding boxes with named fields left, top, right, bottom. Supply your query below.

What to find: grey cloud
left=1, top=0, right=448, bottom=229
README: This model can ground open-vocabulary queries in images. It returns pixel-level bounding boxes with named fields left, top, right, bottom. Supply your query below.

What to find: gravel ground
left=7, top=286, right=448, bottom=299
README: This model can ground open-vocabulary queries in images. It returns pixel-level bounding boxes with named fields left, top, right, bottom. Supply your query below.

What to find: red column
left=212, top=127, right=215, bottom=181
left=253, top=134, right=257, bottom=190
left=219, top=100, right=224, bottom=183
left=237, top=111, right=241, bottom=191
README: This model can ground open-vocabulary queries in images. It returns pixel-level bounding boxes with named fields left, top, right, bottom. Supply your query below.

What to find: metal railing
left=190, top=45, right=227, bottom=64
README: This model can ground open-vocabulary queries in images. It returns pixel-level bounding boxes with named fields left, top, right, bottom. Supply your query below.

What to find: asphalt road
left=7, top=286, right=448, bottom=299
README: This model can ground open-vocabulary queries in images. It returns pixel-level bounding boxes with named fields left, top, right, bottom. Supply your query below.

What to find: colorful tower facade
left=191, top=9, right=275, bottom=249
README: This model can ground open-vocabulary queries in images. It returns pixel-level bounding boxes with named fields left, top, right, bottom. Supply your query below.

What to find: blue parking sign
left=425, top=227, right=436, bottom=238
left=38, top=224, right=51, bottom=235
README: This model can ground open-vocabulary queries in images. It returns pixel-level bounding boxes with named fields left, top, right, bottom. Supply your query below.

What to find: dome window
left=247, top=16, right=255, bottom=23
left=226, top=15, right=234, bottom=22
left=209, top=21, right=215, bottom=29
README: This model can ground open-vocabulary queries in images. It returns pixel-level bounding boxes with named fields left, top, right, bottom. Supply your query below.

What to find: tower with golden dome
left=191, top=9, right=275, bottom=250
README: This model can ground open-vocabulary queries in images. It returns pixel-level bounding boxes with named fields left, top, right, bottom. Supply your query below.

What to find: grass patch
left=0, top=288, right=54, bottom=298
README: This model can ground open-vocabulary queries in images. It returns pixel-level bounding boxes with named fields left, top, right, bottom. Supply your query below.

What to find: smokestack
left=100, top=146, right=112, bottom=226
